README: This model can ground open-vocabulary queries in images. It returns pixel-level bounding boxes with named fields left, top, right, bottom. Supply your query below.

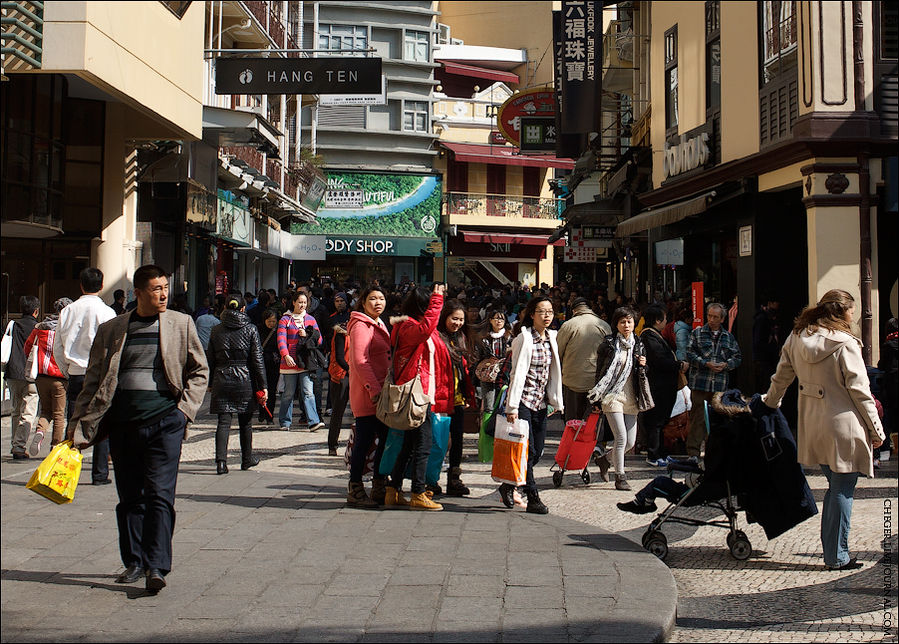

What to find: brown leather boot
left=384, top=486, right=409, bottom=507
left=370, top=477, right=387, bottom=505
left=347, top=481, right=378, bottom=508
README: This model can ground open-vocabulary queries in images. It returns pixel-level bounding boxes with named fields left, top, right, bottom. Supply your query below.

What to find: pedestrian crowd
left=1, top=268, right=891, bottom=588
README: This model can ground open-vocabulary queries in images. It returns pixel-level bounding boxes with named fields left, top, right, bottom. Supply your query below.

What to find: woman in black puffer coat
left=208, top=297, right=268, bottom=474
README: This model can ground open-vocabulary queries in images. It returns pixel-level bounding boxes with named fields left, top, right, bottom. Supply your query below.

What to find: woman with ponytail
left=762, top=289, right=885, bottom=571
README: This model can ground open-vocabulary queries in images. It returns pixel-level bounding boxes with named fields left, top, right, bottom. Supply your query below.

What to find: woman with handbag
left=438, top=300, right=477, bottom=497
left=277, top=291, right=326, bottom=432
left=588, top=307, right=653, bottom=491
left=346, top=285, right=392, bottom=508
left=207, top=297, right=268, bottom=474
left=639, top=305, right=679, bottom=467
left=475, top=307, right=512, bottom=420
left=23, top=297, right=72, bottom=456
left=385, top=284, right=447, bottom=510
left=501, top=296, right=564, bottom=514
left=257, top=309, right=280, bottom=424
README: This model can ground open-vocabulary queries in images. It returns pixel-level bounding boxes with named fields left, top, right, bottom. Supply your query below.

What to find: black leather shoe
left=526, top=490, right=549, bottom=515
left=92, top=479, right=112, bottom=485
left=216, top=461, right=228, bottom=475
left=12, top=452, right=29, bottom=460
left=827, top=557, right=862, bottom=571
left=498, top=484, right=515, bottom=508
left=146, top=568, right=166, bottom=592
left=116, top=564, right=145, bottom=583
left=241, top=457, right=260, bottom=471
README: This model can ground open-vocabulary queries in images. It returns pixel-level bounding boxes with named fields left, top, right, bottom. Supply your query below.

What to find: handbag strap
left=262, top=326, right=277, bottom=349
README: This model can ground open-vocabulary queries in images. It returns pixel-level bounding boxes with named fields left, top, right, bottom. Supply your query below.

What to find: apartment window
left=404, top=30, right=430, bottom=62
left=760, top=1, right=797, bottom=84
left=706, top=1, right=721, bottom=112
left=879, top=3, right=898, bottom=59
left=318, top=24, right=368, bottom=55
left=403, top=101, right=429, bottom=132
left=665, top=26, right=678, bottom=131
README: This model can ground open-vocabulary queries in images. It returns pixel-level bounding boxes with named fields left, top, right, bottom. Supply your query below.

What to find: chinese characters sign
left=520, top=116, right=558, bottom=151
left=555, top=1, right=600, bottom=135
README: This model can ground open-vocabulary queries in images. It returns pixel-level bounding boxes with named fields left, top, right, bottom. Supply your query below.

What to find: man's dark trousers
left=68, top=374, right=109, bottom=483
left=108, top=408, right=185, bottom=575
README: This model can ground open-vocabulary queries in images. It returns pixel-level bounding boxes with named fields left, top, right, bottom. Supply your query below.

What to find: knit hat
left=335, top=292, right=350, bottom=306
left=53, top=297, right=73, bottom=313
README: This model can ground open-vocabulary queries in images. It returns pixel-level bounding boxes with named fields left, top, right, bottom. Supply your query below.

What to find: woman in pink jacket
left=346, top=285, right=391, bottom=508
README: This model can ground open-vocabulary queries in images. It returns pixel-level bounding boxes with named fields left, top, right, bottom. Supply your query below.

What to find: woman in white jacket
left=502, top=296, right=564, bottom=514
left=763, top=289, right=885, bottom=571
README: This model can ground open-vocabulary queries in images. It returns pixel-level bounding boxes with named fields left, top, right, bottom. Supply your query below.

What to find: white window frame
left=402, top=100, right=430, bottom=132
left=318, top=24, right=368, bottom=55
left=404, top=30, right=430, bottom=62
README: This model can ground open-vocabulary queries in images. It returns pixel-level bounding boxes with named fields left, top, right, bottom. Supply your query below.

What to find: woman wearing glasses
left=501, top=296, right=564, bottom=514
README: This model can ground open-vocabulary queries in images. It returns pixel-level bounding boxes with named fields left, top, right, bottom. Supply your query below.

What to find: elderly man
left=685, top=302, right=742, bottom=459
left=67, top=265, right=208, bottom=593
left=556, top=297, right=611, bottom=422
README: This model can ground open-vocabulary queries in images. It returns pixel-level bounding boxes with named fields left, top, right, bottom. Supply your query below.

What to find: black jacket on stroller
left=706, top=390, right=818, bottom=540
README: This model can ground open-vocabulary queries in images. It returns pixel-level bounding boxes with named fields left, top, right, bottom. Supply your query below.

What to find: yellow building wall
left=438, top=1, right=556, bottom=87
left=719, top=1, right=760, bottom=164
left=42, top=1, right=204, bottom=139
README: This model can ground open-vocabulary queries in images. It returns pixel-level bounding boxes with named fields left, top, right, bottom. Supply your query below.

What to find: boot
left=446, top=467, right=470, bottom=497
left=347, top=481, right=378, bottom=509
left=239, top=424, right=258, bottom=470
left=615, top=473, right=632, bottom=491
left=370, top=477, right=387, bottom=505
left=426, top=482, right=442, bottom=497
left=384, top=486, right=409, bottom=507
left=409, top=492, right=443, bottom=511
left=498, top=483, right=515, bottom=508
left=241, top=457, right=260, bottom=471
left=594, top=451, right=611, bottom=482
left=526, top=489, right=548, bottom=515
left=216, top=460, right=228, bottom=475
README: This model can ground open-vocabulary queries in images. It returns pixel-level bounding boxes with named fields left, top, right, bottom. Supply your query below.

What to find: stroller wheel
left=645, top=532, right=669, bottom=560
left=730, top=536, right=752, bottom=560
left=642, top=528, right=665, bottom=548
left=552, top=471, right=564, bottom=488
left=726, top=530, right=747, bottom=549
left=581, top=469, right=591, bottom=485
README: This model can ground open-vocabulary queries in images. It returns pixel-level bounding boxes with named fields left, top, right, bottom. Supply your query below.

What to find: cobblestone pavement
left=4, top=392, right=896, bottom=642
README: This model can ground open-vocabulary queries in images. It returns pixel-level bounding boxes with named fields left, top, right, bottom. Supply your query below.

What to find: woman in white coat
left=502, top=296, right=564, bottom=515
left=763, top=289, right=885, bottom=571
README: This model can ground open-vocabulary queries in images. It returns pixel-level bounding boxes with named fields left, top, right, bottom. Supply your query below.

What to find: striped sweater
left=277, top=312, right=322, bottom=374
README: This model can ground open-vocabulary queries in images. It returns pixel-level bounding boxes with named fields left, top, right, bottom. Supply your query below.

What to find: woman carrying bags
left=501, top=296, right=564, bottom=515
left=588, top=307, right=652, bottom=491
left=277, top=291, right=326, bottom=432
left=385, top=283, right=447, bottom=510
left=438, top=300, right=477, bottom=497
left=475, top=306, right=512, bottom=420
left=207, top=297, right=267, bottom=474
left=346, top=285, right=391, bottom=508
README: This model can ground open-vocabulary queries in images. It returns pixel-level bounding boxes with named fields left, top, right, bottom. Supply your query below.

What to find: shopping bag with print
left=26, top=441, right=83, bottom=504
left=491, top=416, right=529, bottom=487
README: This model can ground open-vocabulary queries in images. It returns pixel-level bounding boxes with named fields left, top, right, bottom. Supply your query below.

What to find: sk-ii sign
left=216, top=58, right=382, bottom=95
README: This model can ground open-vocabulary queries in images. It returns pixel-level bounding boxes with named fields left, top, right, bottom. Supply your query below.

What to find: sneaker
left=29, top=431, right=45, bottom=457
left=309, top=422, right=325, bottom=432
left=384, top=486, right=410, bottom=507
left=617, top=500, right=658, bottom=514
left=324, top=408, right=332, bottom=416
left=646, top=457, right=668, bottom=467
left=11, top=452, right=29, bottom=460
left=280, top=425, right=291, bottom=431
left=826, top=557, right=862, bottom=571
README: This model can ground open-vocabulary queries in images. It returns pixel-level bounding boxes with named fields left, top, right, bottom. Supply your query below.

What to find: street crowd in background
left=1, top=267, right=893, bottom=590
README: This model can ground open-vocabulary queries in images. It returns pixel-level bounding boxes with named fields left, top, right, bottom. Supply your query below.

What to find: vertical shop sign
left=553, top=9, right=585, bottom=159
left=691, top=282, right=705, bottom=329
left=560, top=0, right=600, bottom=134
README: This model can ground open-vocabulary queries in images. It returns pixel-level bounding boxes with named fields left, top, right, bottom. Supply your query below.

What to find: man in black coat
left=5, top=295, right=40, bottom=459
left=639, top=305, right=681, bottom=466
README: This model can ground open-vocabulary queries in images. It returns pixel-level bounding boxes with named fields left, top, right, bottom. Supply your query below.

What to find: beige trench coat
left=764, top=327, right=885, bottom=477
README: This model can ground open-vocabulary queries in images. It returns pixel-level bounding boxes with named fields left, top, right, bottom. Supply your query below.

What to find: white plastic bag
left=491, top=416, right=529, bottom=487
left=670, top=385, right=692, bottom=418
left=0, top=320, right=14, bottom=367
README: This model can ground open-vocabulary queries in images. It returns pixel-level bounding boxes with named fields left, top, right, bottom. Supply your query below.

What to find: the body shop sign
left=326, top=237, right=396, bottom=254
left=497, top=88, right=557, bottom=147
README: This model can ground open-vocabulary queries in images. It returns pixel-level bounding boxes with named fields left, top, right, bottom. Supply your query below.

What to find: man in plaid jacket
left=685, top=302, right=742, bottom=458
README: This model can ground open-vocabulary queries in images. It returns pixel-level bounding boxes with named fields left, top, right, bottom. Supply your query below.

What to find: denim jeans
left=820, top=464, right=859, bottom=567
left=518, top=404, right=547, bottom=493
left=279, top=371, right=320, bottom=428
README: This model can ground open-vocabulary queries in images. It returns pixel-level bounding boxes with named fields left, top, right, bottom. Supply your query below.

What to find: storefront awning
left=439, top=61, right=519, bottom=85
left=439, top=142, right=575, bottom=169
left=461, top=231, right=565, bottom=246
left=616, top=191, right=716, bottom=236
left=203, top=105, right=281, bottom=157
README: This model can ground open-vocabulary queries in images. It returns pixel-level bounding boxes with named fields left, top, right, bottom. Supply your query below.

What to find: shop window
left=318, top=24, right=368, bottom=55
left=706, top=1, right=721, bottom=113
left=404, top=30, right=430, bottom=62
left=402, top=100, right=429, bottom=132
left=665, top=26, right=678, bottom=132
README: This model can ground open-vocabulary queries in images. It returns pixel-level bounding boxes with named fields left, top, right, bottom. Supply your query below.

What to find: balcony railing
left=221, top=145, right=265, bottom=178
left=444, top=192, right=563, bottom=220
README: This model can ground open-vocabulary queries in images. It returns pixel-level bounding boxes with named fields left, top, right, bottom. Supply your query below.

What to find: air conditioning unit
left=438, top=23, right=451, bottom=45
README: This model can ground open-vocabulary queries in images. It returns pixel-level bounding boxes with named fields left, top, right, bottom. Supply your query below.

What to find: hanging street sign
left=215, top=57, right=382, bottom=95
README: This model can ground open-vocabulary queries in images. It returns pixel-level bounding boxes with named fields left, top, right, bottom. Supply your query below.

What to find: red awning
left=439, top=142, right=575, bottom=170
left=439, top=61, right=519, bottom=85
left=461, top=232, right=565, bottom=247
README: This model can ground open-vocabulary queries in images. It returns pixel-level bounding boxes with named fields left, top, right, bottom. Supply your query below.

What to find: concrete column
left=92, top=103, right=139, bottom=301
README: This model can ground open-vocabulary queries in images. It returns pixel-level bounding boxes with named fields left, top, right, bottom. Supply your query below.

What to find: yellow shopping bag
left=26, top=440, right=83, bottom=504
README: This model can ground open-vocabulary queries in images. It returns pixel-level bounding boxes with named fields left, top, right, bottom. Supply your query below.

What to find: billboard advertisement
left=292, top=172, right=440, bottom=238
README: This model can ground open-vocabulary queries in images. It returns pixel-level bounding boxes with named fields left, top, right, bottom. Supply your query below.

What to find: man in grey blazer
left=67, top=265, right=208, bottom=593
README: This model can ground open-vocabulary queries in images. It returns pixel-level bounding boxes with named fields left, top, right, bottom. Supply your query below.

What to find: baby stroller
left=637, top=390, right=817, bottom=562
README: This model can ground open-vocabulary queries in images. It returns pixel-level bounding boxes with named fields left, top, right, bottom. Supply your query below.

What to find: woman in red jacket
left=438, top=300, right=477, bottom=496
left=23, top=297, right=72, bottom=455
left=385, top=283, right=447, bottom=510
left=346, top=285, right=391, bottom=508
